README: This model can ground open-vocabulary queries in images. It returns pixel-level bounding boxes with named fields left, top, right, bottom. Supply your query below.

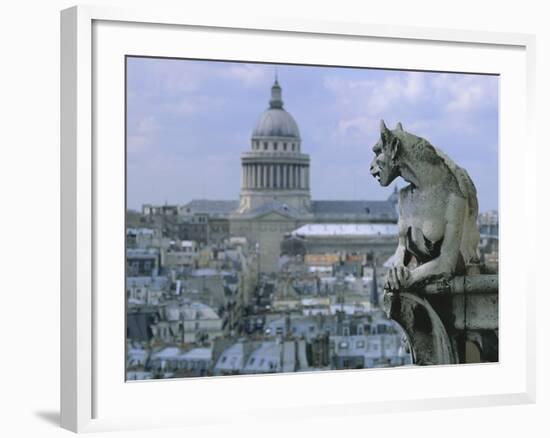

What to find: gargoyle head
left=370, top=120, right=402, bottom=187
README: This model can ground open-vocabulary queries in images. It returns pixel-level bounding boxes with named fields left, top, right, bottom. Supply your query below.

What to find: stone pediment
left=234, top=200, right=303, bottom=221
left=254, top=210, right=294, bottom=221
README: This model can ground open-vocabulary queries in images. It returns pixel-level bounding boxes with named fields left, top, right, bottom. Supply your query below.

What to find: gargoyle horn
left=380, top=119, right=390, bottom=135
left=396, top=122, right=403, bottom=130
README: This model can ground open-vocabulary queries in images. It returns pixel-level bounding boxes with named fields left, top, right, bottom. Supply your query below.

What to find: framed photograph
left=61, top=5, right=536, bottom=433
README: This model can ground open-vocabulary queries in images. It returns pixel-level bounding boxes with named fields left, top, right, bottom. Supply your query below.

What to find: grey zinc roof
left=291, top=223, right=398, bottom=237
left=181, top=199, right=396, bottom=220
left=311, top=200, right=397, bottom=220
left=183, top=199, right=239, bottom=216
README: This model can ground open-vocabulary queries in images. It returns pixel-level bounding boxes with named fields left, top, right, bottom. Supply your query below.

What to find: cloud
left=323, top=70, right=498, bottom=145
left=127, top=134, right=152, bottom=154
left=322, top=72, right=431, bottom=143
left=324, top=72, right=426, bottom=116
left=147, top=61, right=205, bottom=94
left=137, top=115, right=160, bottom=133
left=127, top=115, right=160, bottom=154
left=336, top=116, right=378, bottom=137
left=432, top=73, right=498, bottom=113
left=224, top=64, right=270, bottom=87
left=162, top=95, right=226, bottom=115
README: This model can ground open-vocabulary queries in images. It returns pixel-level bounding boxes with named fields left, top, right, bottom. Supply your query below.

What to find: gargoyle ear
left=390, top=137, right=400, bottom=161
left=396, top=122, right=403, bottom=131
left=380, top=119, right=390, bottom=143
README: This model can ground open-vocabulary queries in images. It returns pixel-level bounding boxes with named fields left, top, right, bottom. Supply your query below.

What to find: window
left=264, top=142, right=268, bottom=150
left=274, top=142, right=278, bottom=150
left=283, top=142, right=287, bottom=150
left=291, top=143, right=295, bottom=151
left=356, top=341, right=365, bottom=348
left=339, top=341, right=349, bottom=349
left=129, top=261, right=139, bottom=276
left=249, top=357, right=255, bottom=365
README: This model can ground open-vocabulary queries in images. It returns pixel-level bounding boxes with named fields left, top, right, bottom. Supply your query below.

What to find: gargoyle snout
left=370, top=159, right=380, bottom=177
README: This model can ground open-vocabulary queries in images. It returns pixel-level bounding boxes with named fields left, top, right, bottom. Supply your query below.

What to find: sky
left=126, top=57, right=498, bottom=213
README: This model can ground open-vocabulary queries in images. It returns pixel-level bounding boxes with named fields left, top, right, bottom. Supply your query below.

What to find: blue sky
left=127, top=57, right=498, bottom=213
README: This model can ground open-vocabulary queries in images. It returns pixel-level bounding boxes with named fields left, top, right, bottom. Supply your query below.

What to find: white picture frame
left=60, top=5, right=536, bottom=433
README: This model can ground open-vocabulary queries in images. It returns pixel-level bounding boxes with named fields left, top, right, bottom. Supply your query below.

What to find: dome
left=252, top=108, right=300, bottom=138
left=252, top=79, right=300, bottom=139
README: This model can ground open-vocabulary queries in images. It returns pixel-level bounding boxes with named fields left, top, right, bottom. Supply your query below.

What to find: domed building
left=228, top=79, right=398, bottom=272
left=237, top=78, right=311, bottom=214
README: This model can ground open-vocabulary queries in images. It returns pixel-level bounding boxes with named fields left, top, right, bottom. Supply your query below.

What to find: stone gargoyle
left=370, top=120, right=480, bottom=292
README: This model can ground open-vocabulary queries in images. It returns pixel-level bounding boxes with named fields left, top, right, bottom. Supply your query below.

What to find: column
left=288, top=165, right=291, bottom=189
left=286, top=164, right=290, bottom=189
left=263, top=164, right=267, bottom=188
left=290, top=164, right=294, bottom=189
left=305, top=167, right=309, bottom=189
